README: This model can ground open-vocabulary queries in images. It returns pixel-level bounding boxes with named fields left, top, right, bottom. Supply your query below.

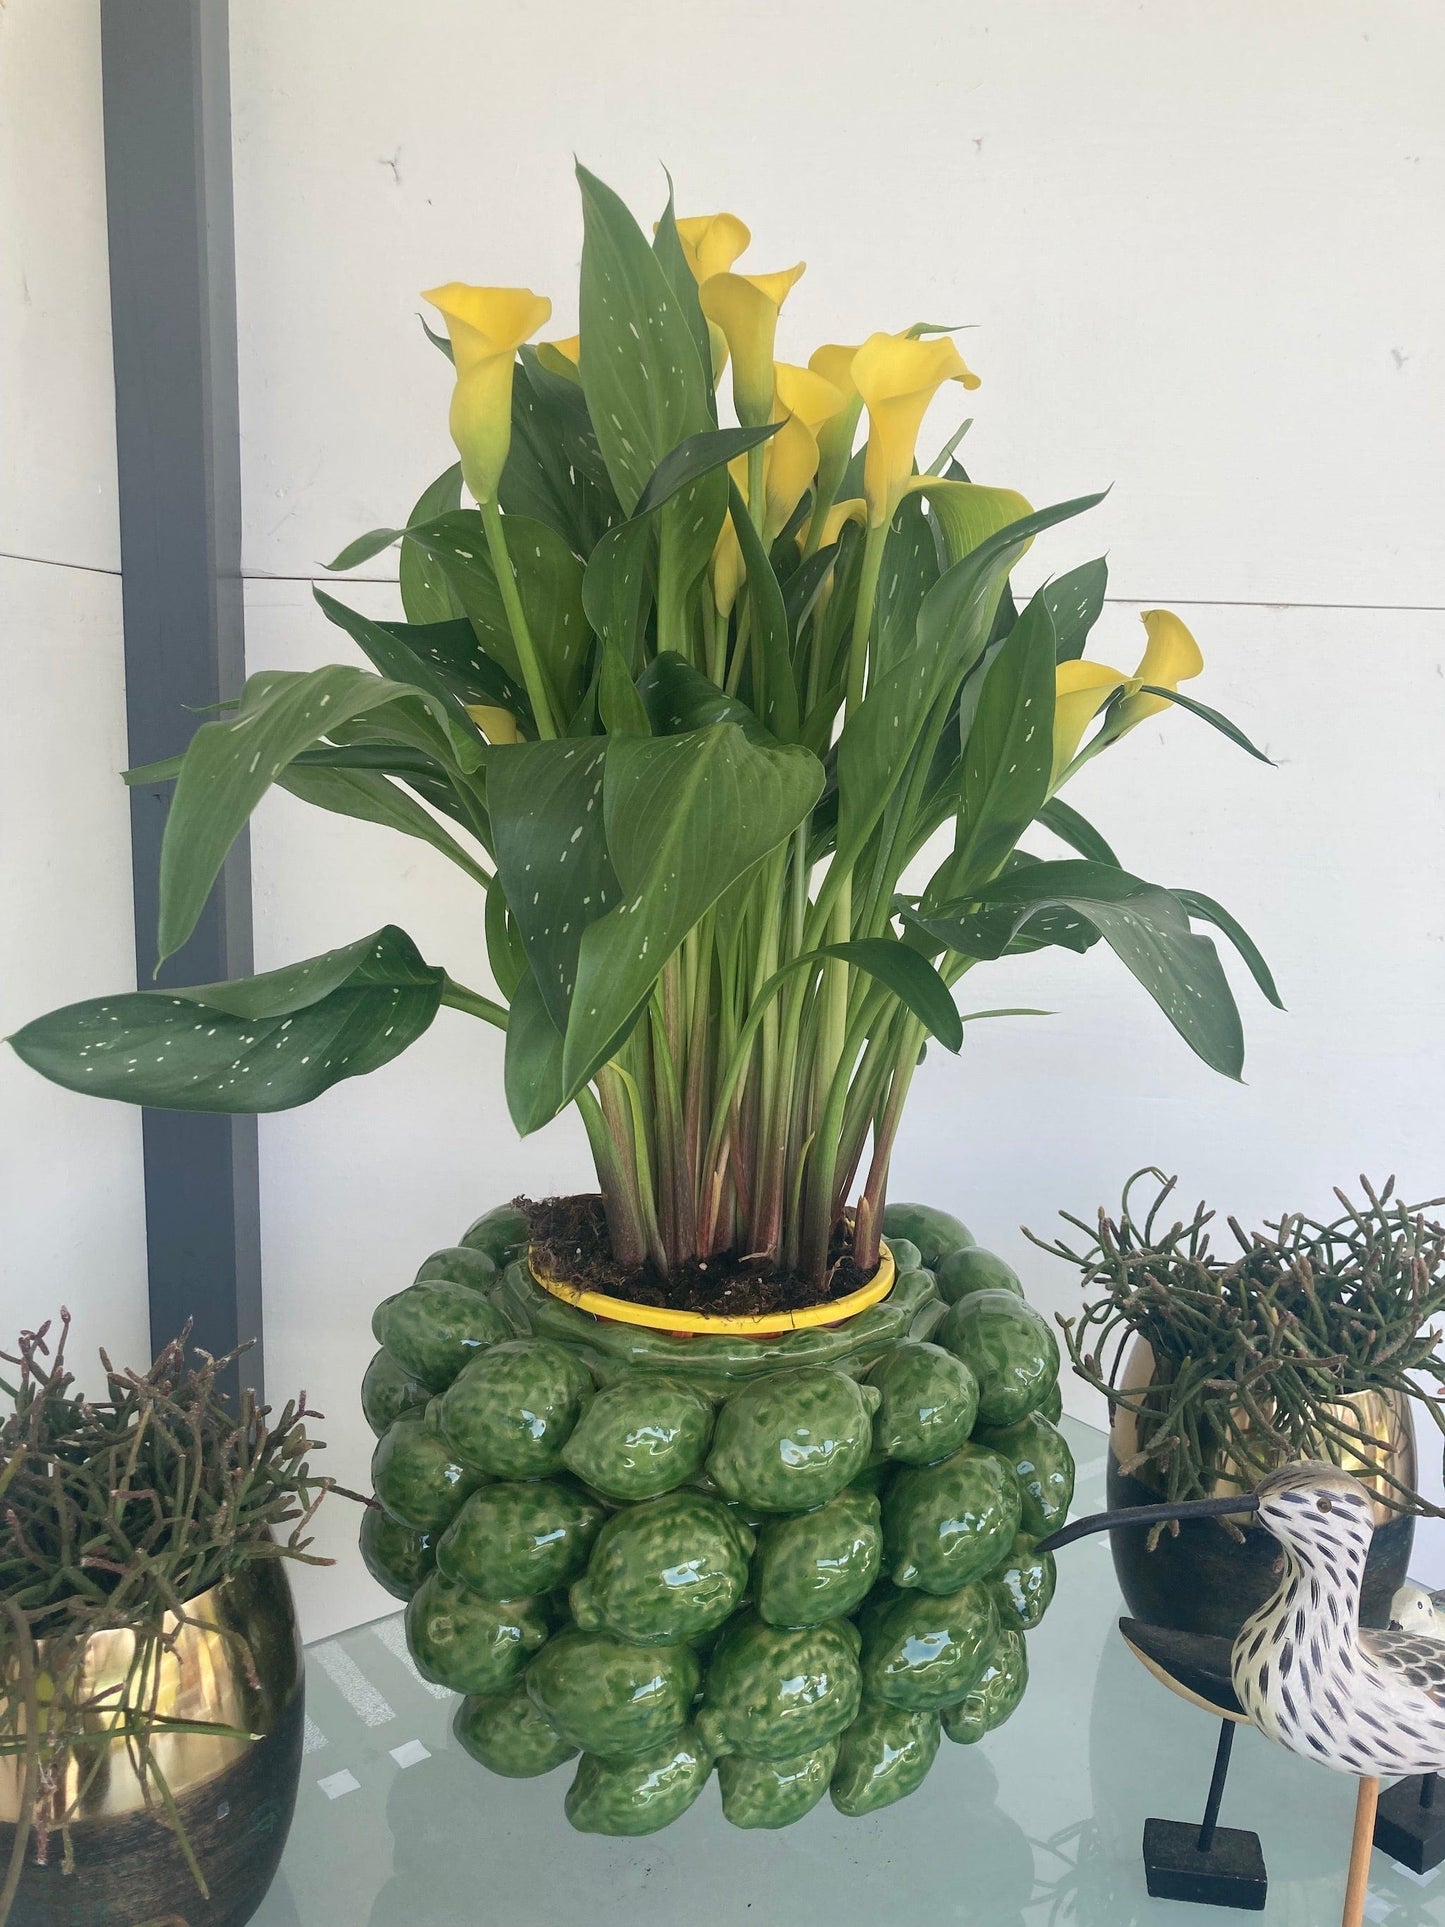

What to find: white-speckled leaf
left=915, top=860, right=1246, bottom=1078
left=562, top=724, right=825, bottom=1099
left=943, top=588, right=1057, bottom=899
left=487, top=738, right=620, bottom=1034
left=157, top=664, right=465, bottom=964
left=8, top=928, right=446, bottom=1112
left=575, top=162, right=713, bottom=513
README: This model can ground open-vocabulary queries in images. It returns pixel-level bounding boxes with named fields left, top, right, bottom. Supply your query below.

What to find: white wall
left=0, top=2, right=149, bottom=1380
left=226, top=0, right=1445, bottom=1635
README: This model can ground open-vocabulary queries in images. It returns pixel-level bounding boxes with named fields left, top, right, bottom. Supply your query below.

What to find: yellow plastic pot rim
left=529, top=1239, right=896, bottom=1337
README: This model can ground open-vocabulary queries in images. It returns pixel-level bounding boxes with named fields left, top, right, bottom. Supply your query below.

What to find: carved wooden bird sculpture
left=1041, top=1460, right=1445, bottom=1927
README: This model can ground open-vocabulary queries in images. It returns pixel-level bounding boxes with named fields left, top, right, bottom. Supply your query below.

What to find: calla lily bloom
left=536, top=333, right=581, bottom=383
left=673, top=213, right=751, bottom=283
left=709, top=454, right=751, bottom=616
left=764, top=363, right=845, bottom=538
left=422, top=284, right=552, bottom=504
left=1052, top=612, right=1208, bottom=784
left=851, top=332, right=980, bottom=527
left=465, top=703, right=523, bottom=745
left=1109, top=609, right=1205, bottom=734
left=699, top=265, right=806, bottom=427
left=807, top=497, right=867, bottom=548
left=1052, top=660, right=1126, bottom=786
left=807, top=342, right=864, bottom=510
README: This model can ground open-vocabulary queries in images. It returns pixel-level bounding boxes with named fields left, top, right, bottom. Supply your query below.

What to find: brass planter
left=1105, top=1339, right=1416, bottom=1639
left=0, top=1559, right=303, bottom=1927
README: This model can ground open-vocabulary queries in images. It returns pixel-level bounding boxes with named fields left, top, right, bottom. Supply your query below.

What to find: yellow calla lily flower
left=1110, top=609, right=1205, bottom=733
left=673, top=213, right=751, bottom=283
left=764, top=363, right=845, bottom=538
left=851, top=332, right=980, bottom=527
left=422, top=283, right=551, bottom=504
left=807, top=497, right=867, bottom=548
left=709, top=454, right=751, bottom=616
left=464, top=703, right=524, bottom=745
left=699, top=265, right=806, bottom=427
left=1052, top=659, right=1126, bottom=786
left=535, top=333, right=581, bottom=383
left=807, top=342, right=865, bottom=510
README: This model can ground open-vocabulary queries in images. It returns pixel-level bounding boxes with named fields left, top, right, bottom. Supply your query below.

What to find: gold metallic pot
left=1105, top=1338, right=1417, bottom=1639
left=0, top=1558, right=303, bottom=1927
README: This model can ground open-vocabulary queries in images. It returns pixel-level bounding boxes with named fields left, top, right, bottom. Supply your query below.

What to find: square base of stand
left=1374, top=1777, right=1445, bottom=1876
left=1143, top=1817, right=1268, bottom=1910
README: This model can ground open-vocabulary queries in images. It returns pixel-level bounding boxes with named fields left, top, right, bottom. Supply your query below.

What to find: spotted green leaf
left=914, top=860, right=1247, bottom=1078
left=8, top=928, right=446, bottom=1112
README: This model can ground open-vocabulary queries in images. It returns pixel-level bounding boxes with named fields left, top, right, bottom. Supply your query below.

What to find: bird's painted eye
left=1316, top=1496, right=1334, bottom=1514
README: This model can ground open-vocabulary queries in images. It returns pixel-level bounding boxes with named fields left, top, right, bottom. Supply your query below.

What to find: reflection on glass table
left=251, top=1418, right=1443, bottom=1927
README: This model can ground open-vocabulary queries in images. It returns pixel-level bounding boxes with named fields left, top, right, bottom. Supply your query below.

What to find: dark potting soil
left=520, top=1194, right=875, bottom=1318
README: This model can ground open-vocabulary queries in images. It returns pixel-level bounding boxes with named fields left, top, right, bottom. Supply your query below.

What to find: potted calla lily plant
left=10, top=165, right=1279, bottom=1834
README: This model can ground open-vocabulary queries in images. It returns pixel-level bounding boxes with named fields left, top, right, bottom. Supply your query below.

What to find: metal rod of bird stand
left=1341, top=1777, right=1380, bottom=1927
left=1196, top=1720, right=1236, bottom=1854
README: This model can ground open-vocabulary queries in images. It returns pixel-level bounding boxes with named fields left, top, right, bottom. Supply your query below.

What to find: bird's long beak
left=1036, top=1490, right=1260, bottom=1557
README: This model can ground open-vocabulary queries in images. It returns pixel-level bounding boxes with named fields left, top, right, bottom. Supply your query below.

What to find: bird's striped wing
left=1362, top=1628, right=1445, bottom=1704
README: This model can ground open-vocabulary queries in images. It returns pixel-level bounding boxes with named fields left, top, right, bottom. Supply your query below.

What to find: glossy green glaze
left=358, top=1504, right=436, bottom=1599
left=884, top=1442, right=1023, bottom=1594
left=695, top=1614, right=862, bottom=1759
left=438, top=1480, right=606, bottom=1598
left=989, top=1534, right=1058, bottom=1631
left=374, top=1198, right=1068, bottom=1833
left=717, top=1739, right=840, bottom=1829
left=937, top=1289, right=1060, bottom=1427
left=526, top=1629, right=700, bottom=1759
left=360, top=1346, right=430, bottom=1437
left=569, top=1490, right=753, bottom=1644
left=415, top=1243, right=499, bottom=1291
left=488, top=1257, right=939, bottom=1393
left=753, top=1487, right=882, bottom=1627
left=857, top=1579, right=998, bottom=1710
left=881, top=1202, right=974, bottom=1269
left=377, top=1281, right=510, bottom=1391
left=830, top=1699, right=941, bottom=1816
left=371, top=1416, right=485, bottom=1534
left=978, top=1411, right=1076, bottom=1537
left=866, top=1340, right=978, bottom=1466
left=940, top=1628, right=1029, bottom=1744
left=458, top=1202, right=530, bottom=1267
left=884, top=1236, right=922, bottom=1276
left=439, top=1339, right=593, bottom=1477
left=935, top=1245, right=1024, bottom=1304
left=1040, top=1379, right=1064, bottom=1424
left=454, top=1685, right=577, bottom=1777
left=706, top=1369, right=880, bottom=1513
left=560, top=1374, right=714, bottom=1499
left=405, top=1572, right=553, bottom=1696
left=565, top=1727, right=713, bottom=1835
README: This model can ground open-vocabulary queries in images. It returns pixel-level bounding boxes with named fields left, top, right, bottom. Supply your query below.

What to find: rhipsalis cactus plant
left=1038, top=1170, right=1445, bottom=1511
left=0, top=1317, right=335, bottom=1913
left=8, top=166, right=1280, bottom=1298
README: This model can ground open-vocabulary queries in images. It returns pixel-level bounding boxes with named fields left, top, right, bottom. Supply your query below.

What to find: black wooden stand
left=1374, top=1772, right=1445, bottom=1875
left=1142, top=1720, right=1268, bottom=1910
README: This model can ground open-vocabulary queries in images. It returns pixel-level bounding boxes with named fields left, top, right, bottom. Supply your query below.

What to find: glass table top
left=253, top=1419, right=1444, bottom=1926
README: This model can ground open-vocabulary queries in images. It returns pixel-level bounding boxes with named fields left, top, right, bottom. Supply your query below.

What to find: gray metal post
left=100, top=0, right=262, bottom=1399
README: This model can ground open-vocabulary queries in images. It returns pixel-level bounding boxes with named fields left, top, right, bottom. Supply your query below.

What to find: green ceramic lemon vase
left=358, top=1199, right=1071, bottom=1834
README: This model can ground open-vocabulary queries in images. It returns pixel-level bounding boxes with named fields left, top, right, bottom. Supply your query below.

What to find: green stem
left=440, top=978, right=509, bottom=1029
left=657, top=516, right=690, bottom=664
left=747, top=443, right=768, bottom=536
left=480, top=497, right=559, bottom=738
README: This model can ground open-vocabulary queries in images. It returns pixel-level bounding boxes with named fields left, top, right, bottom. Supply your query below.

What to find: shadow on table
left=1022, top=1625, right=1371, bottom=1924
left=361, top=1717, right=1037, bottom=1927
